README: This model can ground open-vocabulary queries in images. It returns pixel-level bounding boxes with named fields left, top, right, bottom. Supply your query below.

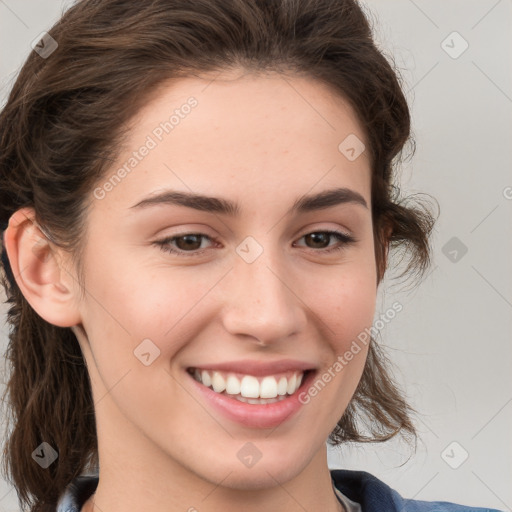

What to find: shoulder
left=330, top=469, right=503, bottom=512
left=56, top=474, right=99, bottom=512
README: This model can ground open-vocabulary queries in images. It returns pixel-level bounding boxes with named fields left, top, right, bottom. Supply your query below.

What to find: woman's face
left=73, top=69, right=377, bottom=490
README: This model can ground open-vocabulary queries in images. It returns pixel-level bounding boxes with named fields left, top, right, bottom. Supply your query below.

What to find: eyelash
left=153, top=230, right=357, bottom=257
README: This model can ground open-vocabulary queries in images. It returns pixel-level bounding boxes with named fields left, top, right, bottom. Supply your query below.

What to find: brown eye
left=304, top=232, right=331, bottom=249
left=295, top=230, right=356, bottom=253
left=174, top=234, right=204, bottom=251
left=154, top=233, right=216, bottom=256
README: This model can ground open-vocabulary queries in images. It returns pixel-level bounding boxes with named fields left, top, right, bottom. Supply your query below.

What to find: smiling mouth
left=187, top=367, right=313, bottom=404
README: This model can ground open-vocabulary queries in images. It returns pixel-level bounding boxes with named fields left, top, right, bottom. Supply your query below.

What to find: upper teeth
left=192, top=369, right=304, bottom=399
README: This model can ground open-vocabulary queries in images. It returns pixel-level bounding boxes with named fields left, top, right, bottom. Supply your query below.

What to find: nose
left=220, top=246, right=307, bottom=346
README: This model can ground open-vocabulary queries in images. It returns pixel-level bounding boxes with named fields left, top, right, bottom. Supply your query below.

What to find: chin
left=221, top=468, right=295, bottom=491
left=206, top=453, right=309, bottom=491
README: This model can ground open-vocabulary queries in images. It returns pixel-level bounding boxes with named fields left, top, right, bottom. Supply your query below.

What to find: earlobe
left=3, top=207, right=82, bottom=327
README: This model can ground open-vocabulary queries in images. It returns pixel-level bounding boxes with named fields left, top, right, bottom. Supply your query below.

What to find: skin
left=5, top=68, right=385, bottom=512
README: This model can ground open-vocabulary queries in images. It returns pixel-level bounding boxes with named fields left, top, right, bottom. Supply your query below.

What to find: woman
left=0, top=0, right=502, bottom=511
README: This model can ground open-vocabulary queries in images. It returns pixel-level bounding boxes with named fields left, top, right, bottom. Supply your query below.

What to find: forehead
left=133, top=68, right=367, bottom=149
left=94, top=69, right=371, bottom=214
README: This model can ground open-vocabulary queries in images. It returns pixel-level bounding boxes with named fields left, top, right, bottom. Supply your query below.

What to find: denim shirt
left=330, top=470, right=503, bottom=512
left=55, top=469, right=503, bottom=512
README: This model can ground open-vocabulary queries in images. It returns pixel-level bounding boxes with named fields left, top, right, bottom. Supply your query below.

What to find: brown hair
left=0, top=0, right=437, bottom=510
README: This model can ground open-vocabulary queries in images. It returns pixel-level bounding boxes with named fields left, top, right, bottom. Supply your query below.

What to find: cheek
left=328, top=275, right=377, bottom=345
left=81, top=249, right=195, bottom=335
left=295, top=269, right=375, bottom=437
left=77, top=260, right=190, bottom=416
left=78, top=253, right=219, bottom=389
left=304, top=258, right=378, bottom=351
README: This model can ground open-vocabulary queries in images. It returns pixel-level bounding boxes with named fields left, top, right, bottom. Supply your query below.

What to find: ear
left=3, top=207, right=82, bottom=327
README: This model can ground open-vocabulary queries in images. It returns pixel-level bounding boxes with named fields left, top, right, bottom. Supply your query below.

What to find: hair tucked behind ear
left=0, top=0, right=437, bottom=510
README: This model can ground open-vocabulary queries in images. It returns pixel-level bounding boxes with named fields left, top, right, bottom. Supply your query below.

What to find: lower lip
left=186, top=369, right=317, bottom=429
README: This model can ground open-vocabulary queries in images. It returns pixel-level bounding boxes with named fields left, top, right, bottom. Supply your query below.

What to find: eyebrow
left=129, top=187, right=368, bottom=215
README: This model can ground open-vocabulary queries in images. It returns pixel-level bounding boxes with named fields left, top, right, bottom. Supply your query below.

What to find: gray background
left=0, top=1, right=511, bottom=511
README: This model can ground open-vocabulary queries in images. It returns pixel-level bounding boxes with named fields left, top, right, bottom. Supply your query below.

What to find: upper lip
left=188, top=359, right=316, bottom=376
